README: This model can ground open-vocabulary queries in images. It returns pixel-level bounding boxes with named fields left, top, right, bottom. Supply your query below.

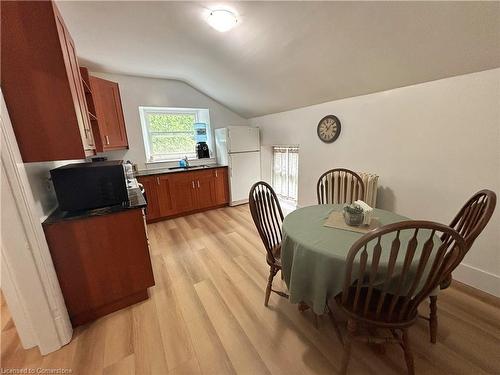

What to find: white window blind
left=272, top=146, right=299, bottom=202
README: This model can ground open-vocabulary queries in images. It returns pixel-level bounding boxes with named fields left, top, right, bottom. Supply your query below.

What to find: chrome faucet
left=183, top=156, right=189, bottom=167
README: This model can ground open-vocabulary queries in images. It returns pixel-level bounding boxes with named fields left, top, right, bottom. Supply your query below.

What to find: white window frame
left=139, top=106, right=212, bottom=163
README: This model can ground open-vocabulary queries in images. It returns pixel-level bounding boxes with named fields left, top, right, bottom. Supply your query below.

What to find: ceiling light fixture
left=206, top=9, right=238, bottom=32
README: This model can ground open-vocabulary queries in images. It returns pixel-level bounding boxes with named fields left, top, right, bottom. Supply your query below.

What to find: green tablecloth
left=281, top=204, right=437, bottom=314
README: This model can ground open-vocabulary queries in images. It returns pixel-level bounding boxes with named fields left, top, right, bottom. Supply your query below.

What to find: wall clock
left=317, top=115, right=341, bottom=143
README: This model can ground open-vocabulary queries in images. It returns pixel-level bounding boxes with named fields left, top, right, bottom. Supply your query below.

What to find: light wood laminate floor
left=1, top=205, right=499, bottom=374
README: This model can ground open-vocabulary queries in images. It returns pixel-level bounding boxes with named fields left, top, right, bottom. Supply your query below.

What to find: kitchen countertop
left=134, top=163, right=227, bottom=177
left=43, top=187, right=147, bottom=225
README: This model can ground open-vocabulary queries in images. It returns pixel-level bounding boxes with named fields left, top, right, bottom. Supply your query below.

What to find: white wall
left=250, top=68, right=500, bottom=296
left=90, top=72, right=249, bottom=170
left=23, top=161, right=83, bottom=220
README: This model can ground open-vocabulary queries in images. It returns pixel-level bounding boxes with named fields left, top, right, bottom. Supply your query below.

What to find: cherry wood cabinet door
left=139, top=168, right=229, bottom=222
left=157, top=175, right=176, bottom=217
left=43, top=209, right=154, bottom=326
left=55, top=16, right=95, bottom=153
left=170, top=173, right=197, bottom=214
left=137, top=176, right=161, bottom=221
left=214, top=168, right=229, bottom=205
left=80, top=67, right=104, bottom=151
left=90, top=76, right=129, bottom=151
left=1, top=0, right=95, bottom=161
left=193, top=170, right=217, bottom=209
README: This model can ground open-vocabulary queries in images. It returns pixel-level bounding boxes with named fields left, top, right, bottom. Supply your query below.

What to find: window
left=139, top=107, right=211, bottom=162
left=272, top=146, right=299, bottom=202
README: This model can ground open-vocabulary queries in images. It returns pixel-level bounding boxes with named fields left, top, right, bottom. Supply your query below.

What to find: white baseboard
left=230, top=198, right=249, bottom=206
left=453, top=263, right=500, bottom=297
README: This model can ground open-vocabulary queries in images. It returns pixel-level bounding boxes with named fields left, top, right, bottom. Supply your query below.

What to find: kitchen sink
left=168, top=165, right=210, bottom=170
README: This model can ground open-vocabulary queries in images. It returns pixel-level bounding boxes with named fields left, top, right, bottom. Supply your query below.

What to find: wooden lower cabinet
left=214, top=167, right=229, bottom=205
left=138, top=167, right=229, bottom=222
left=194, top=170, right=217, bottom=209
left=43, top=208, right=155, bottom=326
left=170, top=172, right=198, bottom=214
left=158, top=174, right=177, bottom=217
left=139, top=176, right=161, bottom=221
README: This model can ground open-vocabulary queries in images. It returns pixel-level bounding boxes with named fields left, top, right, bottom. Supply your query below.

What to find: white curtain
left=272, top=146, right=299, bottom=201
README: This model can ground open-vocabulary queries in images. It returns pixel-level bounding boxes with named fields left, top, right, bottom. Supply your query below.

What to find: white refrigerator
left=215, top=126, right=261, bottom=206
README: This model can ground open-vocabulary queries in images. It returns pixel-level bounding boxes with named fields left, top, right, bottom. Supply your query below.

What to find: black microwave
left=50, top=160, right=128, bottom=212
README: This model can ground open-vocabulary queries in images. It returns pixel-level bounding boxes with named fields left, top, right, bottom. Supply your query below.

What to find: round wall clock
left=317, top=115, right=341, bottom=143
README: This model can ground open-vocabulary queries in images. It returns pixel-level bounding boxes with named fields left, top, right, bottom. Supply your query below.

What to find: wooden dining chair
left=425, top=189, right=496, bottom=343
left=317, top=168, right=365, bottom=205
left=335, top=220, right=466, bottom=374
left=249, top=181, right=289, bottom=306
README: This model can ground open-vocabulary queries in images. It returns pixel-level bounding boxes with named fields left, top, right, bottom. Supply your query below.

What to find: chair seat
left=335, top=286, right=418, bottom=327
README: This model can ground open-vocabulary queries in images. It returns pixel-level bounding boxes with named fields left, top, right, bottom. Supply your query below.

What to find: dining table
left=281, top=204, right=440, bottom=315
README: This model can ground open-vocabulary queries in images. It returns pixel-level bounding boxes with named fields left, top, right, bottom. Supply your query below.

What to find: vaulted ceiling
left=57, top=1, right=500, bottom=118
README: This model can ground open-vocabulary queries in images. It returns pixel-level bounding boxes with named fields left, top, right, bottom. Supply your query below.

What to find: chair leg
left=341, top=319, right=356, bottom=374
left=264, top=267, right=277, bottom=306
left=368, top=328, right=386, bottom=355
left=327, top=306, right=344, bottom=345
left=402, top=329, right=415, bottom=375
left=429, top=295, right=438, bottom=344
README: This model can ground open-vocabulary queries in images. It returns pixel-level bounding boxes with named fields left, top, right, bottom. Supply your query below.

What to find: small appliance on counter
left=123, top=160, right=134, bottom=180
left=195, top=122, right=210, bottom=158
left=50, top=160, right=129, bottom=212
left=196, top=142, right=210, bottom=158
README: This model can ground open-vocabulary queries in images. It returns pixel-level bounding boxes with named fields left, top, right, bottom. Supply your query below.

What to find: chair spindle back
left=249, top=181, right=284, bottom=264
left=445, top=189, right=496, bottom=250
left=341, top=221, right=466, bottom=323
left=317, top=168, right=365, bottom=205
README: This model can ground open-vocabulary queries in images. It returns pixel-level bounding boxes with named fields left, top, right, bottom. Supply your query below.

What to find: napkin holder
left=343, top=201, right=374, bottom=226
left=343, top=205, right=364, bottom=226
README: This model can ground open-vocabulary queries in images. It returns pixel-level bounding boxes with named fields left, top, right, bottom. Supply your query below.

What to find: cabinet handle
left=192, top=181, right=195, bottom=189
left=156, top=177, right=160, bottom=185
left=215, top=170, right=218, bottom=177
left=105, top=135, right=110, bottom=145
left=197, top=180, right=200, bottom=188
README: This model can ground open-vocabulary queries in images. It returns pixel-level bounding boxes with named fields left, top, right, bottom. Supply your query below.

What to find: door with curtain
left=272, top=146, right=299, bottom=203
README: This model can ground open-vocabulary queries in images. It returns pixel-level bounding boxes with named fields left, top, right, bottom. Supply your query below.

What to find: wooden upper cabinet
left=1, top=0, right=95, bottom=162
left=54, top=8, right=95, bottom=153
left=89, top=76, right=129, bottom=151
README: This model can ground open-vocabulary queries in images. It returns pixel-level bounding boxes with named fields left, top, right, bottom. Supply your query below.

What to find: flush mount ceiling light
left=206, top=9, right=238, bottom=32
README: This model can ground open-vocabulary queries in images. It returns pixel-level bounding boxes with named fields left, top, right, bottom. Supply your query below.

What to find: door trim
left=1, top=89, right=72, bottom=354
